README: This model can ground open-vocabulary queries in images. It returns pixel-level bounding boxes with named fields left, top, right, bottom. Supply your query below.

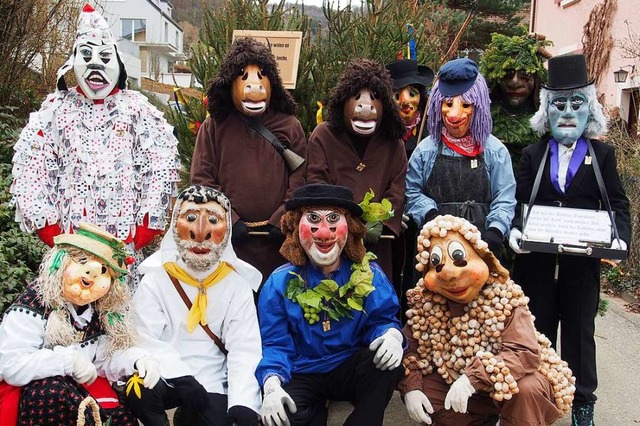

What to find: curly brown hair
left=326, top=58, right=405, bottom=140
left=206, top=37, right=297, bottom=121
left=279, top=207, right=367, bottom=266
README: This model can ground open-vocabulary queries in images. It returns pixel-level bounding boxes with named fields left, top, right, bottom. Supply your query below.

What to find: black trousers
left=513, top=252, right=600, bottom=406
left=282, top=348, right=404, bottom=426
left=125, top=378, right=228, bottom=426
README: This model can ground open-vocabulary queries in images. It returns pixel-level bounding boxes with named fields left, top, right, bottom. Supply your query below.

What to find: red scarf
left=441, top=129, right=481, bottom=157
left=402, top=112, right=421, bottom=141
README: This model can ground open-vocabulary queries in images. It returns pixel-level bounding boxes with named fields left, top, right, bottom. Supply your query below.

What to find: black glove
left=363, top=222, right=383, bottom=245
left=425, top=208, right=439, bottom=223
left=232, top=220, right=249, bottom=245
left=482, top=227, right=504, bottom=254
left=267, top=224, right=286, bottom=245
left=171, top=375, right=208, bottom=411
left=227, top=405, right=259, bottom=426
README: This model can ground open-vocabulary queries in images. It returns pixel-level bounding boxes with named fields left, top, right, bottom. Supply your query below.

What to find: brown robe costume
left=191, top=109, right=306, bottom=283
left=306, top=122, right=407, bottom=279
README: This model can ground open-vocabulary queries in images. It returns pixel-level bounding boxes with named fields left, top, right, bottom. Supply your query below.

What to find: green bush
left=0, top=107, right=48, bottom=314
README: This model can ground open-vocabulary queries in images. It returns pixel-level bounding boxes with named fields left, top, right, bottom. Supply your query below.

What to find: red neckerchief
left=76, top=86, right=120, bottom=104
left=441, top=129, right=481, bottom=157
left=402, top=112, right=421, bottom=141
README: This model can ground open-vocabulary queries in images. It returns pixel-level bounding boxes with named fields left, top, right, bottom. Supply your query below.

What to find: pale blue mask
left=548, top=92, right=589, bottom=145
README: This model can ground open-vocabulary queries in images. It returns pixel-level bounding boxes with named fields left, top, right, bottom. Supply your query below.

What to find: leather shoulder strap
left=238, top=114, right=286, bottom=153
left=167, top=275, right=228, bottom=356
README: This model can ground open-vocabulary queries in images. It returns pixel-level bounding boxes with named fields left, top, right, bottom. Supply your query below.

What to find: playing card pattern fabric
left=10, top=88, right=180, bottom=239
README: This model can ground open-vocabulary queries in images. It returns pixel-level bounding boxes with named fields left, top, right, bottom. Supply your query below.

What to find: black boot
left=572, top=402, right=595, bottom=426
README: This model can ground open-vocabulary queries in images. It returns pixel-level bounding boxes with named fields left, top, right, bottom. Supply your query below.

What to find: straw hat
left=54, top=223, right=130, bottom=276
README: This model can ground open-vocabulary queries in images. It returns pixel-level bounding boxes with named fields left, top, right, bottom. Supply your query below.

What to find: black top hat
left=386, top=59, right=435, bottom=91
left=543, top=54, right=594, bottom=90
left=285, top=184, right=363, bottom=217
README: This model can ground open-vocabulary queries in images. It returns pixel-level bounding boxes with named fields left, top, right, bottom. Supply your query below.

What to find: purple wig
left=427, top=73, right=493, bottom=149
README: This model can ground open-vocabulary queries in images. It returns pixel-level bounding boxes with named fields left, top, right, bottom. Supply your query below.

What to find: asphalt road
left=327, top=293, right=640, bottom=425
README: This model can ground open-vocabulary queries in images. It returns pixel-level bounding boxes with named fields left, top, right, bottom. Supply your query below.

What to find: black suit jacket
left=515, top=137, right=631, bottom=245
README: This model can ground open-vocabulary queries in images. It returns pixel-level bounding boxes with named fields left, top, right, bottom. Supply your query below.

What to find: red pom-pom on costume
left=125, top=256, right=136, bottom=265
left=37, top=223, right=62, bottom=247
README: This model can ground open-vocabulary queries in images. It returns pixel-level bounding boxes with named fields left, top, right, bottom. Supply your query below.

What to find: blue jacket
left=405, top=134, right=516, bottom=235
left=256, top=258, right=402, bottom=386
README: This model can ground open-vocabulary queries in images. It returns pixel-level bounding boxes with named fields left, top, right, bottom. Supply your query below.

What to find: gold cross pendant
left=356, top=162, right=366, bottom=172
left=322, top=320, right=331, bottom=332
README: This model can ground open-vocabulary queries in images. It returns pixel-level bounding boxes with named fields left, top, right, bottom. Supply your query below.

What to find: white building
left=101, top=0, right=187, bottom=86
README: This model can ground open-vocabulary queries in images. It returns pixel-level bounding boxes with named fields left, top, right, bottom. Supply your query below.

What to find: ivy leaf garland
left=359, top=189, right=394, bottom=224
left=286, top=252, right=377, bottom=325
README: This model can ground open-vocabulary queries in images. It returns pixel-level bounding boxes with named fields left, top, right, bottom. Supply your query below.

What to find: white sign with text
left=522, top=204, right=612, bottom=245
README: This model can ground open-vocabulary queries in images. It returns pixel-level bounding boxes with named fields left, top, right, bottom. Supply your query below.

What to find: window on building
left=175, top=31, right=179, bottom=48
left=165, top=22, right=169, bottom=43
left=121, top=19, right=146, bottom=42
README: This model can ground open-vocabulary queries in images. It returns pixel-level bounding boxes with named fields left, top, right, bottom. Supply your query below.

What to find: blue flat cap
left=438, top=58, right=478, bottom=97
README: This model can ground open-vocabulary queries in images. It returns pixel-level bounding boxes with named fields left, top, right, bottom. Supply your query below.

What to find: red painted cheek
left=299, top=224, right=313, bottom=240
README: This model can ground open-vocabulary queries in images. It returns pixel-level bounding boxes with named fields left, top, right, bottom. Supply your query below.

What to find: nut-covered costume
left=398, top=215, right=574, bottom=425
left=191, top=38, right=306, bottom=284
left=0, top=223, right=154, bottom=425
left=306, top=59, right=407, bottom=280
left=10, top=5, right=179, bottom=249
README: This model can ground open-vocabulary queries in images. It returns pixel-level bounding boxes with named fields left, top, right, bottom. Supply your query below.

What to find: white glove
left=610, top=239, right=627, bottom=251
left=444, top=374, right=475, bottom=413
left=369, top=328, right=404, bottom=371
left=508, top=228, right=530, bottom=254
left=261, top=376, right=297, bottom=426
left=72, top=352, right=97, bottom=385
left=401, top=214, right=410, bottom=230
left=404, top=390, right=434, bottom=424
left=135, top=356, right=161, bottom=389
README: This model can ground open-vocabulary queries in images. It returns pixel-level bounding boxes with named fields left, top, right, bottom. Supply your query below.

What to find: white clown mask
left=74, top=43, right=120, bottom=100
left=57, top=4, right=124, bottom=99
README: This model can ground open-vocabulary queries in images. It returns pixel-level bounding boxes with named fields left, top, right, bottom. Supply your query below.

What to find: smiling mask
left=416, top=215, right=509, bottom=305
left=232, top=64, right=272, bottom=117
left=343, top=88, right=382, bottom=137
left=299, top=209, right=348, bottom=271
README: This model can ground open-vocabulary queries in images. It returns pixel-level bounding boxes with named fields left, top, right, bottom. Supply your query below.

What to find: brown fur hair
left=207, top=37, right=297, bottom=121
left=326, top=59, right=405, bottom=140
left=279, top=207, right=367, bottom=266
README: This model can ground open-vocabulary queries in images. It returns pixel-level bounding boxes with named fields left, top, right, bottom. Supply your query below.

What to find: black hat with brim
left=542, top=53, right=594, bottom=90
left=285, top=183, right=363, bottom=217
left=386, top=59, right=435, bottom=90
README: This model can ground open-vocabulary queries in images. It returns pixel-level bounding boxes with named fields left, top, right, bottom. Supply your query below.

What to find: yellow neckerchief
left=163, top=261, right=234, bottom=332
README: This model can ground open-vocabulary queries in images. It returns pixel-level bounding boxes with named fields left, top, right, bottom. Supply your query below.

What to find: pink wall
left=530, top=0, right=640, bottom=120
